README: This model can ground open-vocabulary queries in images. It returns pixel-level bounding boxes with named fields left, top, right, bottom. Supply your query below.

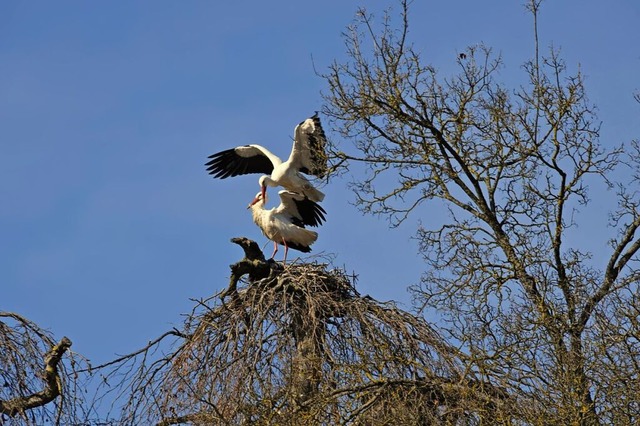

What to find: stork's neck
left=260, top=175, right=278, bottom=188
left=250, top=202, right=269, bottom=229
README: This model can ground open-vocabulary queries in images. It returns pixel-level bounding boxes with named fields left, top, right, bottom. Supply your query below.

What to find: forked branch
left=0, top=336, right=72, bottom=418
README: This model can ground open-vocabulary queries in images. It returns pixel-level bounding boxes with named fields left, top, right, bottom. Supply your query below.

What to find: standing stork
left=205, top=113, right=327, bottom=202
left=248, top=189, right=326, bottom=263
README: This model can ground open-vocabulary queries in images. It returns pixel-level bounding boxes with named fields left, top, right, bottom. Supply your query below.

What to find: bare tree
left=0, top=312, right=87, bottom=425
left=322, top=0, right=639, bottom=424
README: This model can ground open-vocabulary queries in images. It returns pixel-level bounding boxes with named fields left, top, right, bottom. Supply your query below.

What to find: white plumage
left=248, top=190, right=326, bottom=263
left=206, top=113, right=328, bottom=202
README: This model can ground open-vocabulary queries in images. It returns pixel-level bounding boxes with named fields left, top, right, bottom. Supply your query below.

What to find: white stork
left=206, top=113, right=327, bottom=202
left=248, top=189, right=326, bottom=263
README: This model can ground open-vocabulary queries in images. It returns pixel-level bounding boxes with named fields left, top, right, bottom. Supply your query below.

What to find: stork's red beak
left=247, top=196, right=260, bottom=209
left=260, top=185, right=267, bottom=203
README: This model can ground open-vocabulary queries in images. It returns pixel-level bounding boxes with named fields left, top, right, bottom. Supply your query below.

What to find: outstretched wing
left=205, top=144, right=281, bottom=179
left=287, top=112, right=328, bottom=178
left=277, top=190, right=327, bottom=227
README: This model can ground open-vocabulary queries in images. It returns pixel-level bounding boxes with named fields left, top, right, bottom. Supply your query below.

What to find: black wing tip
left=205, top=158, right=233, bottom=178
left=204, top=146, right=274, bottom=179
left=315, top=203, right=327, bottom=215
left=311, top=211, right=326, bottom=227
left=207, top=170, right=233, bottom=179
left=206, top=148, right=235, bottom=159
left=292, top=196, right=327, bottom=227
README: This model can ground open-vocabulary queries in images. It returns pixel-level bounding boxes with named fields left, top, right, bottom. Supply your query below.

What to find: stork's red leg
left=282, top=238, right=289, bottom=265
left=271, top=241, right=278, bottom=259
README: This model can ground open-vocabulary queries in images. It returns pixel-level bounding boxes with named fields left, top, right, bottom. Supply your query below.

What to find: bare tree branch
left=0, top=337, right=72, bottom=418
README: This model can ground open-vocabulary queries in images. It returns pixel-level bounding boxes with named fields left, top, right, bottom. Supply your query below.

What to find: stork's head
left=248, top=191, right=266, bottom=209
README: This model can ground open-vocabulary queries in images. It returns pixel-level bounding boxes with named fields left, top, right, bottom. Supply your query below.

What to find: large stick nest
left=104, top=238, right=516, bottom=425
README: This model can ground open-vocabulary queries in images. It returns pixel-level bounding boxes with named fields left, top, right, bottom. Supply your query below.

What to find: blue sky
left=2, top=1, right=639, bottom=368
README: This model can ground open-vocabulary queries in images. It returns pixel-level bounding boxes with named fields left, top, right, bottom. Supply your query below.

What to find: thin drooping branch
left=78, top=330, right=185, bottom=373
left=0, top=336, right=72, bottom=418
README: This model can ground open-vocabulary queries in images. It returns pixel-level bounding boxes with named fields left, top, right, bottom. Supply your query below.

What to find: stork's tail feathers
left=285, top=240, right=313, bottom=253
